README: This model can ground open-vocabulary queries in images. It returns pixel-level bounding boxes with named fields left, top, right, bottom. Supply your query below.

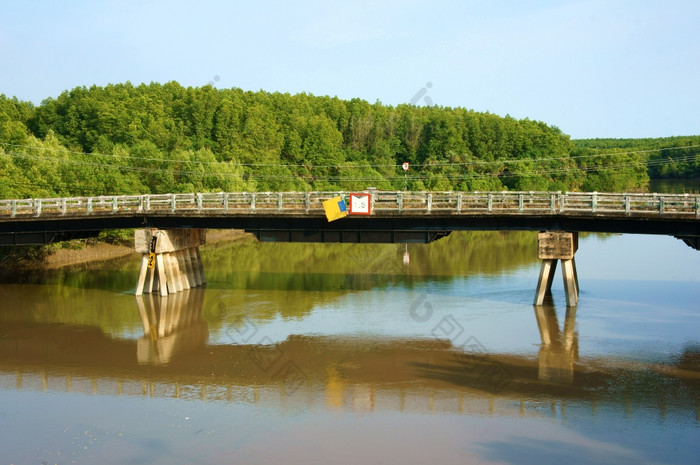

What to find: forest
left=0, top=81, right=698, bottom=200
left=573, top=136, right=700, bottom=180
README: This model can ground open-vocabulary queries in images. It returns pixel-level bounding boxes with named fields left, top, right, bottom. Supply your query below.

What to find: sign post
left=402, top=162, right=410, bottom=190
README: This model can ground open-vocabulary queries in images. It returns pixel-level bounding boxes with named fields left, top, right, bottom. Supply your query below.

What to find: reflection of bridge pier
left=534, top=304, right=579, bottom=383
left=135, top=288, right=208, bottom=365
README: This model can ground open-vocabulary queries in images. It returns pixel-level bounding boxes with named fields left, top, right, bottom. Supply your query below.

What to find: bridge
left=1, top=191, right=699, bottom=305
left=1, top=190, right=699, bottom=244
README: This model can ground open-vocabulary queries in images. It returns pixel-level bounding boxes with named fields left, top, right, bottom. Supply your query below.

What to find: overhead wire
left=2, top=139, right=699, bottom=198
left=2, top=141, right=699, bottom=170
left=4, top=149, right=698, bottom=184
left=4, top=144, right=699, bottom=173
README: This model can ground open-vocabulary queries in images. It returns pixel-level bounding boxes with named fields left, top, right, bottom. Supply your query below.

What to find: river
left=0, top=227, right=698, bottom=464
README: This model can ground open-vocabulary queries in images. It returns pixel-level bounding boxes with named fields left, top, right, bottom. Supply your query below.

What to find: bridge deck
left=1, top=191, right=699, bottom=218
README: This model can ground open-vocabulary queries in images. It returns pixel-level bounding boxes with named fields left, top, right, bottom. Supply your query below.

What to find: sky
left=1, top=0, right=698, bottom=139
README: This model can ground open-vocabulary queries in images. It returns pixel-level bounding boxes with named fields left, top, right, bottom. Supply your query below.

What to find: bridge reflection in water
left=0, top=289, right=698, bottom=423
left=135, top=289, right=208, bottom=365
left=534, top=304, right=578, bottom=384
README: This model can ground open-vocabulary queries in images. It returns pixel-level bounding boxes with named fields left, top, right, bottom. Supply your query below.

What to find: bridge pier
left=134, top=229, right=207, bottom=296
left=534, top=231, right=579, bottom=307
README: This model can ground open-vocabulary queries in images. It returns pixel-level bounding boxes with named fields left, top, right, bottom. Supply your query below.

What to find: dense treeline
left=0, top=81, right=694, bottom=199
left=574, top=136, right=700, bottom=180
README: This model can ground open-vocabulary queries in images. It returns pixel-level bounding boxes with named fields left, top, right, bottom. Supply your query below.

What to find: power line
left=2, top=141, right=699, bottom=170
left=5, top=149, right=698, bottom=184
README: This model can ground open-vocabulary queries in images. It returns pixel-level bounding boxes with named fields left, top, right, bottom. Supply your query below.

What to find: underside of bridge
left=247, top=227, right=452, bottom=244
left=1, top=213, right=699, bottom=248
left=678, top=235, right=700, bottom=250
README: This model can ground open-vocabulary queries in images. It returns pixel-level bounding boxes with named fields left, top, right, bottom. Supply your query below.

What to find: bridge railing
left=0, top=191, right=698, bottom=219
left=562, top=192, right=699, bottom=216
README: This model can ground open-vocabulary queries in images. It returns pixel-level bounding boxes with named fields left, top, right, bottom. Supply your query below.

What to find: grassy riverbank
left=0, top=229, right=251, bottom=270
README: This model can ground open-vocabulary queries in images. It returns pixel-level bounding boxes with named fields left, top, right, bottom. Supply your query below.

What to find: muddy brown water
left=0, top=231, right=698, bottom=464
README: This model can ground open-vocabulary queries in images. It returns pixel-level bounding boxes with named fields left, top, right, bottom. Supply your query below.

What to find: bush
left=96, top=229, right=134, bottom=246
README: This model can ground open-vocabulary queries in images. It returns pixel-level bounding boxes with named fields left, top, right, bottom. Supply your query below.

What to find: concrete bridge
left=1, top=190, right=699, bottom=245
left=1, top=190, right=699, bottom=305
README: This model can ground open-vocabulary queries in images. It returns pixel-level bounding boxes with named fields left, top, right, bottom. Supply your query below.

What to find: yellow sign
left=147, top=252, right=156, bottom=269
left=322, top=196, right=348, bottom=222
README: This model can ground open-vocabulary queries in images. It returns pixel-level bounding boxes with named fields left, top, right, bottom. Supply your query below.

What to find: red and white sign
left=402, top=162, right=410, bottom=171
left=349, top=193, right=371, bottom=215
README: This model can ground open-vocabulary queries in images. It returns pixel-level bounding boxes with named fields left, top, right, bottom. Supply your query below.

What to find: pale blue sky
left=1, top=0, right=698, bottom=139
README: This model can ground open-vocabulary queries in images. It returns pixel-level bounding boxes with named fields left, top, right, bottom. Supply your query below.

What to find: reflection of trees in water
left=678, top=345, right=700, bottom=373
left=0, top=232, right=541, bottom=333
left=201, top=231, right=541, bottom=325
left=0, top=284, right=141, bottom=334
left=203, top=231, right=539, bottom=278
left=0, top=231, right=593, bottom=335
left=203, top=230, right=540, bottom=293
left=201, top=287, right=328, bottom=330
left=0, top=256, right=138, bottom=290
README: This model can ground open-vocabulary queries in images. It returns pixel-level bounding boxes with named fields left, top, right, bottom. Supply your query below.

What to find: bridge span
left=1, top=190, right=699, bottom=245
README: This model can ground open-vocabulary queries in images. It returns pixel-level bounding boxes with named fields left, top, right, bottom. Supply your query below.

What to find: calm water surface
left=649, top=178, right=700, bottom=194
left=0, top=231, right=698, bottom=464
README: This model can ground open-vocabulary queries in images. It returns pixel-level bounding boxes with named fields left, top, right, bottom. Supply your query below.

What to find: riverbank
left=15, top=229, right=253, bottom=270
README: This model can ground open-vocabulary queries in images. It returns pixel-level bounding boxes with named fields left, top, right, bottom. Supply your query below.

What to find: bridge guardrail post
left=592, top=192, right=597, bottom=213
left=113, top=197, right=118, bottom=214
left=696, top=196, right=700, bottom=218
left=250, top=193, right=256, bottom=212
left=624, top=196, right=630, bottom=215
left=277, top=193, right=283, bottom=212
left=518, top=194, right=524, bottom=213
left=487, top=194, right=493, bottom=213
left=170, top=194, right=176, bottom=213
left=427, top=193, right=432, bottom=213
left=457, top=193, right=462, bottom=213
left=659, top=197, right=665, bottom=214
left=305, top=192, right=310, bottom=213
left=11, top=200, right=17, bottom=218
left=196, top=193, right=203, bottom=212
left=34, top=199, right=42, bottom=217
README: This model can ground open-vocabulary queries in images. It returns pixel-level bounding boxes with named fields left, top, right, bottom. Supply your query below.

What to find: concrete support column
left=134, top=229, right=207, bottom=296
left=534, top=231, right=579, bottom=307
